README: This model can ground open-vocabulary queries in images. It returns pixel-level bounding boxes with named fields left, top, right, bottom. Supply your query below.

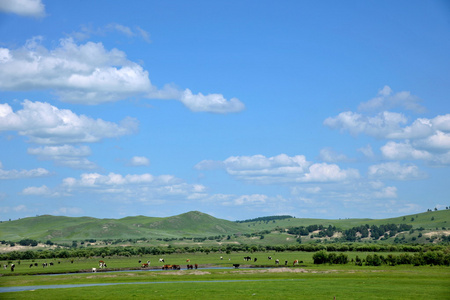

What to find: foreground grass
left=1, top=257, right=449, bottom=299
left=1, top=267, right=449, bottom=299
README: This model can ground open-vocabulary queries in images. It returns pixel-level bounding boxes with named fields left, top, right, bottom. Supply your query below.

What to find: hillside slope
left=0, top=210, right=448, bottom=242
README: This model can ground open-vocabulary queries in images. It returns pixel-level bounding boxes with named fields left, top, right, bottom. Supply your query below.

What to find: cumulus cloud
left=129, top=156, right=150, bottom=166
left=28, top=145, right=97, bottom=169
left=197, top=154, right=359, bottom=183
left=325, top=86, right=450, bottom=166
left=0, top=100, right=138, bottom=144
left=0, top=37, right=153, bottom=104
left=368, top=162, right=424, bottom=180
left=358, top=85, right=425, bottom=113
left=0, top=37, right=244, bottom=113
left=0, top=162, right=50, bottom=179
left=179, top=89, right=245, bottom=114
left=0, top=0, right=45, bottom=17
left=22, top=185, right=52, bottom=195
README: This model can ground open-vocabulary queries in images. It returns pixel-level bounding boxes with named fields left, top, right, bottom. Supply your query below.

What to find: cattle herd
left=3, top=256, right=302, bottom=273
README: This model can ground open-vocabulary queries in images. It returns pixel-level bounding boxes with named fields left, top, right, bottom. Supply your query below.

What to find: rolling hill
left=0, top=209, right=449, bottom=243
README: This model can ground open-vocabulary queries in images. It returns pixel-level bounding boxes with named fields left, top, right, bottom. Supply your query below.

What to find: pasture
left=1, top=251, right=449, bottom=299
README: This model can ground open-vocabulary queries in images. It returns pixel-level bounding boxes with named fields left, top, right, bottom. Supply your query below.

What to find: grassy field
left=1, top=252, right=449, bottom=299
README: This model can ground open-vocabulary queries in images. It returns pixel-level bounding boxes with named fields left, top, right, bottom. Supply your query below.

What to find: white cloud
left=0, top=37, right=153, bottom=104
left=223, top=194, right=268, bottom=206
left=22, top=185, right=51, bottom=195
left=0, top=0, right=45, bottom=17
left=381, top=141, right=432, bottom=161
left=374, top=186, right=397, bottom=198
left=59, top=172, right=205, bottom=203
left=358, top=85, right=425, bottom=113
left=0, top=37, right=244, bottom=113
left=180, top=89, right=245, bottom=114
left=319, top=148, right=349, bottom=162
left=0, top=162, right=50, bottom=179
left=129, top=156, right=150, bottom=166
left=28, top=145, right=97, bottom=169
left=0, top=100, right=138, bottom=144
left=368, top=162, right=424, bottom=180
left=198, top=154, right=359, bottom=183
left=324, top=111, right=409, bottom=138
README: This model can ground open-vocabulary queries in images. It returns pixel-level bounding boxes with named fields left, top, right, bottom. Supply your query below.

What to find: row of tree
left=313, top=250, right=450, bottom=266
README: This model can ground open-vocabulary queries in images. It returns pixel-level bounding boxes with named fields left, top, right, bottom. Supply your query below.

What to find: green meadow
left=1, top=252, right=449, bottom=299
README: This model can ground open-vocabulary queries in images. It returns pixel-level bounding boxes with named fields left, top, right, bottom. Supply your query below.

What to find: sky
left=0, top=0, right=449, bottom=221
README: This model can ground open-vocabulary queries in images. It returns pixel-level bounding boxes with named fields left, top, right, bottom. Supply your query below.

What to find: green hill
left=0, top=210, right=449, bottom=243
left=0, top=211, right=251, bottom=242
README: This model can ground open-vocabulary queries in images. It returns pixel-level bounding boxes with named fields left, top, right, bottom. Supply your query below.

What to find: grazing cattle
left=3, top=264, right=7, bottom=270
left=275, top=259, right=280, bottom=265
left=42, top=262, right=48, bottom=268
left=186, top=259, right=190, bottom=262
left=285, top=260, right=288, bottom=266
left=254, top=258, right=257, bottom=262
left=99, top=261, right=106, bottom=268
left=268, top=256, right=272, bottom=260
left=139, top=260, right=142, bottom=264
left=159, top=258, right=165, bottom=263
left=10, top=264, right=15, bottom=272
left=194, top=264, right=198, bottom=269
left=30, top=264, right=33, bottom=268
left=244, top=256, right=251, bottom=261
left=220, top=256, right=223, bottom=260
left=58, top=261, right=61, bottom=264
left=233, top=264, right=240, bottom=269
left=187, top=264, right=193, bottom=269
left=92, top=268, right=97, bottom=273
left=34, top=263, right=38, bottom=267
left=293, top=260, right=299, bottom=266
left=49, top=262, right=54, bottom=266
left=162, top=264, right=172, bottom=270
left=141, top=263, right=149, bottom=268
left=172, top=265, right=181, bottom=270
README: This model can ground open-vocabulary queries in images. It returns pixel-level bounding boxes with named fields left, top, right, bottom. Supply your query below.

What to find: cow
left=162, top=264, right=172, bottom=270
left=244, top=256, right=251, bottom=261
left=173, top=265, right=181, bottom=270
left=186, top=259, right=190, bottom=262
left=141, top=263, right=149, bottom=268
left=159, top=258, right=165, bottom=263
left=233, top=264, right=240, bottom=268
left=29, top=264, right=33, bottom=268
left=187, top=264, right=193, bottom=269
left=3, top=264, right=7, bottom=270
left=138, top=260, right=141, bottom=264
left=268, top=256, right=272, bottom=260
left=42, top=262, right=48, bottom=268
left=92, top=268, right=97, bottom=273
left=220, top=256, right=223, bottom=260
left=10, top=264, right=15, bottom=272
left=254, top=258, right=258, bottom=262
left=293, top=260, right=299, bottom=266
left=275, top=259, right=280, bottom=265
left=49, top=262, right=54, bottom=266
left=194, top=264, right=198, bottom=269
left=34, top=263, right=38, bottom=266
left=99, top=261, right=106, bottom=268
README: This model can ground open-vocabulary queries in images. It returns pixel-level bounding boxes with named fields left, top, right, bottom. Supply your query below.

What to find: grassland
left=1, top=252, right=449, bottom=299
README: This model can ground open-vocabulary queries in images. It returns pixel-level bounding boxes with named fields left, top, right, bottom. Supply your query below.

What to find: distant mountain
left=0, top=210, right=448, bottom=242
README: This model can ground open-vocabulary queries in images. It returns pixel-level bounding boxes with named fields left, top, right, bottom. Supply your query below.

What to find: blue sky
left=0, top=0, right=449, bottom=221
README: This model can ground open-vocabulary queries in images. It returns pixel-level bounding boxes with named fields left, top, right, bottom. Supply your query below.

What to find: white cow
left=92, top=268, right=97, bottom=272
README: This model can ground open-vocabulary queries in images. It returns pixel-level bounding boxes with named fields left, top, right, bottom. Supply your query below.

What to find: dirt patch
left=424, top=230, right=450, bottom=237
left=160, top=270, right=211, bottom=276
